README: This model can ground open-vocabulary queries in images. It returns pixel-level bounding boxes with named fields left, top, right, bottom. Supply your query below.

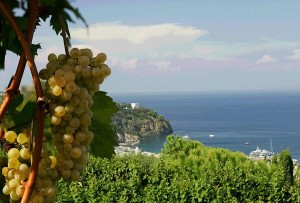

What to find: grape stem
left=0, top=1, right=46, bottom=202
left=59, top=14, right=70, bottom=57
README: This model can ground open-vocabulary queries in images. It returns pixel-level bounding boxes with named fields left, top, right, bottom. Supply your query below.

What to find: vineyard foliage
left=57, top=135, right=300, bottom=202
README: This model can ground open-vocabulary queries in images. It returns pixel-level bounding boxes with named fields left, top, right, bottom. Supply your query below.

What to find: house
left=131, top=103, right=140, bottom=109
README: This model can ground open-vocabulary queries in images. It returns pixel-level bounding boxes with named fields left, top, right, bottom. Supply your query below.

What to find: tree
left=279, top=149, right=294, bottom=185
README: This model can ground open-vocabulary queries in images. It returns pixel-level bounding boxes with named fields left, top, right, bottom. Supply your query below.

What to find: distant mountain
left=112, top=103, right=173, bottom=144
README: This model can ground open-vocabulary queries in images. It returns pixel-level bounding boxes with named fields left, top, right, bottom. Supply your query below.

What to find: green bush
left=57, top=135, right=300, bottom=202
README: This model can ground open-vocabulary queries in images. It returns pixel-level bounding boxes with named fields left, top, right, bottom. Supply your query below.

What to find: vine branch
left=0, top=1, right=45, bottom=202
left=0, top=0, right=38, bottom=121
left=59, top=14, right=70, bottom=57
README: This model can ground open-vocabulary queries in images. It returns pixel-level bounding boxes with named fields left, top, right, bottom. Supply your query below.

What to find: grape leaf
left=89, top=91, right=119, bottom=158
left=4, top=94, right=35, bottom=132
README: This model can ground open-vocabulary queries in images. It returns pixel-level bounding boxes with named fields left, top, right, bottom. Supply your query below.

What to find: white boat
left=209, top=134, right=215, bottom=137
left=249, top=147, right=274, bottom=160
left=182, top=135, right=190, bottom=139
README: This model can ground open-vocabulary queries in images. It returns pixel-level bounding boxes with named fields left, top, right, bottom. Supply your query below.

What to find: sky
left=1, top=0, right=300, bottom=93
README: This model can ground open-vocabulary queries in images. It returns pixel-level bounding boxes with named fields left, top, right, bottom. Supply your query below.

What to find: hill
left=112, top=103, right=173, bottom=144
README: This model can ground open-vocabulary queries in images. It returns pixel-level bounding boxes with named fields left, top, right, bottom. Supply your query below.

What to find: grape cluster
left=1, top=130, right=57, bottom=202
left=39, top=48, right=111, bottom=181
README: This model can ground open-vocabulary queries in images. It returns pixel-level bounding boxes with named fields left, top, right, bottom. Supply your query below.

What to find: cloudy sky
left=1, top=0, right=300, bottom=93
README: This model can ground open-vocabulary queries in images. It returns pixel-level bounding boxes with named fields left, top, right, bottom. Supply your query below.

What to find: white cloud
left=288, top=49, right=300, bottom=60
left=70, top=22, right=208, bottom=44
left=256, top=55, right=277, bottom=64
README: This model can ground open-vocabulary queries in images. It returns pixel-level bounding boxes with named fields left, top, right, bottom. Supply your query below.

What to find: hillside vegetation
left=112, top=103, right=173, bottom=143
left=57, top=135, right=300, bottom=202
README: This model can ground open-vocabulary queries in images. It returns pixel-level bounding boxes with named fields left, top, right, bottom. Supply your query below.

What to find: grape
left=70, top=147, right=81, bottom=158
left=78, top=55, right=90, bottom=66
left=45, top=186, right=56, bottom=197
left=42, top=177, right=53, bottom=188
left=51, top=86, right=62, bottom=96
left=39, top=68, right=49, bottom=80
left=64, top=71, right=75, bottom=82
left=96, top=52, right=107, bottom=63
left=75, top=131, right=86, bottom=142
left=94, top=75, right=104, bottom=84
left=48, top=168, right=58, bottom=179
left=63, top=134, right=74, bottom=144
left=62, top=113, right=72, bottom=121
left=66, top=58, right=77, bottom=66
left=83, top=48, right=93, bottom=59
left=74, top=64, right=82, bottom=73
left=91, top=67, right=101, bottom=77
left=7, top=148, right=20, bottom=159
left=60, top=170, right=71, bottom=179
left=70, top=170, right=81, bottom=181
left=8, top=178, right=20, bottom=189
left=2, top=168, right=9, bottom=178
left=65, top=81, right=77, bottom=92
left=48, top=53, right=57, bottom=62
left=10, top=190, right=21, bottom=201
left=19, top=164, right=29, bottom=172
left=16, top=185, right=25, bottom=197
left=63, top=143, right=72, bottom=152
left=70, top=47, right=80, bottom=58
left=55, top=69, right=65, bottom=77
left=54, top=105, right=65, bottom=117
left=39, top=49, right=112, bottom=187
left=69, top=117, right=80, bottom=128
left=56, top=76, right=66, bottom=87
left=61, top=89, right=72, bottom=101
left=32, top=194, right=44, bottom=203
left=20, top=148, right=31, bottom=160
left=47, top=75, right=58, bottom=86
left=65, top=126, right=75, bottom=134
left=7, top=168, right=16, bottom=179
left=8, top=158, right=20, bottom=169
left=49, top=156, right=57, bottom=169
left=80, top=114, right=91, bottom=127
left=69, top=96, right=79, bottom=106
left=81, top=67, right=92, bottom=78
left=73, top=163, right=86, bottom=173
left=58, top=54, right=67, bottom=64
left=100, top=64, right=111, bottom=76
left=17, top=132, right=28, bottom=144
left=14, top=170, right=26, bottom=182
left=5, top=131, right=17, bottom=143
left=2, top=184, right=11, bottom=195
left=51, top=115, right=62, bottom=125
left=65, top=103, right=75, bottom=113
left=38, top=166, right=48, bottom=177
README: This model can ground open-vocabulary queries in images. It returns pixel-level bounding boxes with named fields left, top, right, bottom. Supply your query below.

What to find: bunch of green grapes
left=39, top=48, right=111, bottom=181
left=1, top=130, right=58, bottom=202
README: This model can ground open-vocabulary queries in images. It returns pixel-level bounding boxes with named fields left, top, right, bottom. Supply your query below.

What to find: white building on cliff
left=131, top=103, right=140, bottom=109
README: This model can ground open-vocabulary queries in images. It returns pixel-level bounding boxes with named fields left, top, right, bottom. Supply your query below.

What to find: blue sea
left=109, top=91, right=300, bottom=160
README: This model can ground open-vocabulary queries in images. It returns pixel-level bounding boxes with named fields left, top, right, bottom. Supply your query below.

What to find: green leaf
left=4, top=94, right=35, bottom=132
left=89, top=91, right=119, bottom=158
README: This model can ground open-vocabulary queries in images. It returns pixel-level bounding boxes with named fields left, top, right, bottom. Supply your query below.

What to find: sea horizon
left=110, top=90, right=300, bottom=160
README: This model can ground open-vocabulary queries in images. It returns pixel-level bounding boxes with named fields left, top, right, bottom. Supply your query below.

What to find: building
left=131, top=103, right=140, bottom=109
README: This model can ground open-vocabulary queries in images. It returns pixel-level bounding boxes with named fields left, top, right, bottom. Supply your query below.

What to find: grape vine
left=0, top=0, right=113, bottom=202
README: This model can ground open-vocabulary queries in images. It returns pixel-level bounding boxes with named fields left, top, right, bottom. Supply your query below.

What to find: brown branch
left=0, top=0, right=43, bottom=99
left=21, top=98, right=45, bottom=203
left=0, top=1, right=46, bottom=202
left=0, top=0, right=38, bottom=121
left=59, top=14, right=70, bottom=57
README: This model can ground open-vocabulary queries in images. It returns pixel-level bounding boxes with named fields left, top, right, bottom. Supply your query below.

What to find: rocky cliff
left=112, top=104, right=173, bottom=144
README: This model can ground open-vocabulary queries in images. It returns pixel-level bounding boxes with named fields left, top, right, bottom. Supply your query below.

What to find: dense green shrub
left=57, top=135, right=300, bottom=202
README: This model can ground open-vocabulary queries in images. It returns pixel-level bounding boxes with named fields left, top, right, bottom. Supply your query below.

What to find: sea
left=109, top=91, right=300, bottom=160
